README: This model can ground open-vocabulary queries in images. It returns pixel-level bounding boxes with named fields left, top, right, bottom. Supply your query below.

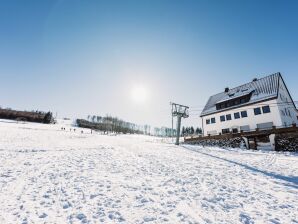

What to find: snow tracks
left=0, top=122, right=297, bottom=223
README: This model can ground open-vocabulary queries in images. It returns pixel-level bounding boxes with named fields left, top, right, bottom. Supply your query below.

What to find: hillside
left=0, top=120, right=297, bottom=223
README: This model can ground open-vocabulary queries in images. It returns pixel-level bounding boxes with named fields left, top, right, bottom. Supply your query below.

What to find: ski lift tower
left=171, top=102, right=189, bottom=145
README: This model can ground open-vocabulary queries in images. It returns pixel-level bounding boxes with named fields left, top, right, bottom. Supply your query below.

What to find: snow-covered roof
left=201, top=73, right=280, bottom=116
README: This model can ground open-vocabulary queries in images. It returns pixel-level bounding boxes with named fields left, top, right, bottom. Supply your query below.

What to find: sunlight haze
left=0, top=0, right=298, bottom=128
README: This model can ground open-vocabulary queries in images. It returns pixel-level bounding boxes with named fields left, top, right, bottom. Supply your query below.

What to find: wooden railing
left=184, top=124, right=298, bottom=142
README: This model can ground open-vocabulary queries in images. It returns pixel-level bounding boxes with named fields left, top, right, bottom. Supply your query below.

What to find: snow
left=0, top=119, right=297, bottom=223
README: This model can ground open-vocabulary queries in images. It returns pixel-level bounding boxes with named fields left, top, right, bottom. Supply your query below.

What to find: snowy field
left=0, top=120, right=297, bottom=224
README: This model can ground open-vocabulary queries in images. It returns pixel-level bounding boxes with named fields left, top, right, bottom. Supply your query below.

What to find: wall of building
left=202, top=99, right=283, bottom=136
left=276, top=77, right=298, bottom=126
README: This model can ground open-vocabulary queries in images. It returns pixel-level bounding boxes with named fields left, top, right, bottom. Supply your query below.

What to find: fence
left=184, top=124, right=298, bottom=142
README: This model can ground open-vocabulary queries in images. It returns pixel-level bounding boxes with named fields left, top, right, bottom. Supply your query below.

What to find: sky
left=0, top=0, right=298, bottom=128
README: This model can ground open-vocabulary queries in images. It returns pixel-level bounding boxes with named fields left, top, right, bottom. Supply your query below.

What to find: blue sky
left=0, top=0, right=298, bottom=127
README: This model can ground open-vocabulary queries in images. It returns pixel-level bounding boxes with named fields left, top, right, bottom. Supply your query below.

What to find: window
left=234, top=112, right=240, bottom=119
left=281, top=110, right=285, bottom=116
left=226, top=114, right=232, bottom=120
left=220, top=115, right=225, bottom=122
left=222, top=128, right=230, bottom=134
left=262, top=106, right=271, bottom=114
left=207, top=130, right=217, bottom=135
left=232, top=128, right=238, bottom=133
left=240, top=125, right=250, bottom=132
left=240, top=98, right=246, bottom=104
left=215, top=93, right=252, bottom=110
left=254, top=107, right=262, bottom=115
left=241, top=111, right=248, bottom=118
left=285, top=109, right=291, bottom=117
left=257, top=122, right=273, bottom=130
left=211, top=117, right=216, bottom=123
left=206, top=119, right=210, bottom=125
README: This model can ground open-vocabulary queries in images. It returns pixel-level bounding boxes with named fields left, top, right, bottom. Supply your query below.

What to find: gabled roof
left=200, top=73, right=280, bottom=117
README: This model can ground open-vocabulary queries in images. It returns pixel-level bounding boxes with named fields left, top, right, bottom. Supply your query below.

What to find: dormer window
left=215, top=91, right=253, bottom=110
left=240, top=98, right=247, bottom=103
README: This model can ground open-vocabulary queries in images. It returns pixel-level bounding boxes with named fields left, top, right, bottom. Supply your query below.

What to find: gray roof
left=200, top=73, right=280, bottom=116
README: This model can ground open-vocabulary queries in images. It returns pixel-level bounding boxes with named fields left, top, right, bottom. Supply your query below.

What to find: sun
left=131, top=85, right=149, bottom=103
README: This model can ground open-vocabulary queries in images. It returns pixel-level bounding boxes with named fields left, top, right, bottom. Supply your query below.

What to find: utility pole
left=170, top=102, right=174, bottom=142
left=170, top=102, right=189, bottom=145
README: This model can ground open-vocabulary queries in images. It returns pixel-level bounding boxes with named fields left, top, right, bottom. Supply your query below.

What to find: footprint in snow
left=62, top=201, right=72, bottom=209
left=108, top=211, right=125, bottom=222
left=239, top=213, right=254, bottom=224
left=76, top=213, right=88, bottom=223
left=38, top=213, right=47, bottom=218
left=143, top=216, right=157, bottom=222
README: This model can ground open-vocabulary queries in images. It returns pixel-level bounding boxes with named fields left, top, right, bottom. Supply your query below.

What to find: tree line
left=153, top=126, right=202, bottom=137
left=77, top=115, right=202, bottom=137
left=181, top=126, right=202, bottom=136
left=76, top=115, right=151, bottom=135
left=153, top=127, right=177, bottom=137
left=0, top=108, right=53, bottom=124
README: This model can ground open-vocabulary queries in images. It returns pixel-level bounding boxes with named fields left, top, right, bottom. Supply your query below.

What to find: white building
left=200, top=73, right=298, bottom=136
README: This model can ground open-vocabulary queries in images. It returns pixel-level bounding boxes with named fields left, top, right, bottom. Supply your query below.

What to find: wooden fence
left=184, top=124, right=298, bottom=143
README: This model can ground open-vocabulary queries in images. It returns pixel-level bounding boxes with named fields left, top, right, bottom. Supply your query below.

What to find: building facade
left=200, top=73, right=298, bottom=136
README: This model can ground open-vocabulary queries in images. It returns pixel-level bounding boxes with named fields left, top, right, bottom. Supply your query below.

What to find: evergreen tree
left=195, top=127, right=202, bottom=135
left=43, top=112, right=53, bottom=124
left=190, top=126, right=194, bottom=135
left=182, top=126, right=186, bottom=136
left=186, top=127, right=189, bottom=136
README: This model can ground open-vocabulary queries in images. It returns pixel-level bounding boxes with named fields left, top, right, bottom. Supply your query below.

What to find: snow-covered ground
left=0, top=120, right=297, bottom=224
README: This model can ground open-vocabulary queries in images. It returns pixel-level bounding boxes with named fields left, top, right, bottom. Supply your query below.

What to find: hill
left=0, top=120, right=297, bottom=223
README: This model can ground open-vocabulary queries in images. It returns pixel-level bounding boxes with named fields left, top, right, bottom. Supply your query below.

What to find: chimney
left=224, top=87, right=229, bottom=93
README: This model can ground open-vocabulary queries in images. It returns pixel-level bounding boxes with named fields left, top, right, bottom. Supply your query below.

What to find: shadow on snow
left=183, top=146, right=298, bottom=190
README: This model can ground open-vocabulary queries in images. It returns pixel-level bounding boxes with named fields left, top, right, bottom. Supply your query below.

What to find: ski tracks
left=0, top=123, right=297, bottom=224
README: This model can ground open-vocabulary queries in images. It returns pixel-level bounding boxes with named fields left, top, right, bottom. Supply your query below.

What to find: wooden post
left=254, top=137, right=257, bottom=150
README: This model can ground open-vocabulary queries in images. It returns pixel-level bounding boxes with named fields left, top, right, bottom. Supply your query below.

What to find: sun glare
left=131, top=85, right=149, bottom=103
